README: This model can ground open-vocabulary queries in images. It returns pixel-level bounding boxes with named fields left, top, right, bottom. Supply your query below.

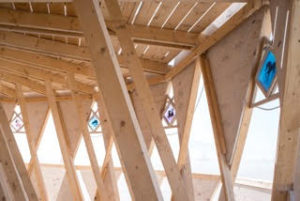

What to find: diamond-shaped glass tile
left=88, top=115, right=100, bottom=131
left=164, top=104, right=176, bottom=124
left=11, top=116, right=23, bottom=132
left=257, top=51, right=277, bottom=94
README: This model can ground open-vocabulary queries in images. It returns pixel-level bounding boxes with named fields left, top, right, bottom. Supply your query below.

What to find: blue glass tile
left=89, top=116, right=100, bottom=131
left=258, top=51, right=277, bottom=93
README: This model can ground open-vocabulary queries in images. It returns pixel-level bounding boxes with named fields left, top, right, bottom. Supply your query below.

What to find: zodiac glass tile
left=257, top=51, right=277, bottom=93
left=164, top=104, right=176, bottom=124
left=88, top=116, right=100, bottom=131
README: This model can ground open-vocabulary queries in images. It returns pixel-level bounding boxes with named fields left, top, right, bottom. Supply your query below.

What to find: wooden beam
left=94, top=92, right=119, bottom=201
left=45, top=80, right=84, bottom=201
left=172, top=60, right=201, bottom=201
left=200, top=55, right=234, bottom=201
left=0, top=8, right=196, bottom=49
left=0, top=58, right=94, bottom=94
left=165, top=0, right=265, bottom=80
left=103, top=0, right=192, bottom=200
left=73, top=0, right=164, bottom=200
left=15, top=84, right=49, bottom=201
left=0, top=103, right=39, bottom=201
left=0, top=0, right=249, bottom=2
left=0, top=71, right=46, bottom=95
left=66, top=73, right=110, bottom=201
left=0, top=33, right=169, bottom=74
left=0, top=84, right=16, bottom=97
left=271, top=0, right=300, bottom=200
left=0, top=130, right=27, bottom=201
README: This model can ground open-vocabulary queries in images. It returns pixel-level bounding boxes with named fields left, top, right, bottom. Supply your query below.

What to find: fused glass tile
left=11, top=115, right=24, bottom=132
left=257, top=51, right=277, bottom=93
left=88, top=115, right=100, bottom=131
left=164, top=104, right=176, bottom=124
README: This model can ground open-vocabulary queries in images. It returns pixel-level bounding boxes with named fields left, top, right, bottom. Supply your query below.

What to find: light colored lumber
left=45, top=80, right=84, bottom=201
left=0, top=8, right=197, bottom=49
left=16, top=84, right=49, bottom=201
left=0, top=103, right=39, bottom=201
left=0, top=33, right=169, bottom=74
left=27, top=102, right=49, bottom=175
left=165, top=0, right=265, bottom=80
left=206, top=6, right=268, bottom=163
left=103, top=0, right=192, bottom=200
left=73, top=0, right=163, bottom=200
left=55, top=98, right=93, bottom=201
left=172, top=60, right=201, bottom=201
left=94, top=92, right=120, bottom=201
left=271, top=0, right=300, bottom=200
left=0, top=130, right=27, bottom=201
left=129, top=82, right=169, bottom=153
left=199, top=55, right=234, bottom=201
left=0, top=0, right=249, bottom=2
left=66, top=73, right=110, bottom=201
left=0, top=58, right=94, bottom=94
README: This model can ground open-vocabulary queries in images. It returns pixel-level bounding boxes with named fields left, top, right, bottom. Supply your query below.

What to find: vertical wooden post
left=16, top=84, right=48, bottom=201
left=199, top=55, right=235, bottom=201
left=271, top=0, right=300, bottom=200
left=73, top=0, right=163, bottom=200
left=45, top=80, right=83, bottom=201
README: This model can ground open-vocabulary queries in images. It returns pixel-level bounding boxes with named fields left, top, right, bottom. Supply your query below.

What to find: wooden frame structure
left=0, top=0, right=299, bottom=201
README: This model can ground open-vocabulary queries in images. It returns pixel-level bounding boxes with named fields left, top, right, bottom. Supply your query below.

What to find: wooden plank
left=0, top=33, right=169, bottom=74
left=200, top=55, right=235, bottom=201
left=56, top=98, right=92, bottom=201
left=172, top=60, right=201, bottom=201
left=0, top=103, right=39, bottom=201
left=94, top=92, right=120, bottom=201
left=217, top=12, right=271, bottom=201
left=0, top=58, right=94, bottom=94
left=102, top=0, right=192, bottom=200
left=130, top=82, right=169, bottom=152
left=271, top=0, right=300, bottom=200
left=294, top=129, right=300, bottom=201
left=165, top=0, right=265, bottom=80
left=0, top=8, right=197, bottom=48
left=73, top=0, right=164, bottom=200
left=0, top=0, right=248, bottom=3
left=45, top=80, right=84, bottom=201
left=25, top=102, right=49, bottom=175
left=66, top=73, right=110, bottom=201
left=0, top=130, right=27, bottom=201
left=206, top=7, right=268, bottom=163
left=16, top=84, right=49, bottom=201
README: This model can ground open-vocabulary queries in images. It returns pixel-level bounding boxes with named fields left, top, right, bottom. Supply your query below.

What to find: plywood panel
left=207, top=8, right=266, bottom=163
left=26, top=102, right=48, bottom=145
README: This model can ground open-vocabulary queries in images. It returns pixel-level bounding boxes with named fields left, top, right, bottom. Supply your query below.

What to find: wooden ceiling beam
left=0, top=32, right=169, bottom=75
left=0, top=72, right=46, bottom=95
left=0, top=58, right=95, bottom=94
left=0, top=8, right=196, bottom=49
left=0, top=0, right=249, bottom=3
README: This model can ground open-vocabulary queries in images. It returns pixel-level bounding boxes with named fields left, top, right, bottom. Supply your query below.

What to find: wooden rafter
left=73, top=0, right=164, bottom=200
left=200, top=55, right=234, bottom=201
left=0, top=7, right=196, bottom=49
left=45, top=80, right=84, bottom=201
left=16, top=84, right=49, bottom=201
left=103, top=0, right=192, bottom=200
